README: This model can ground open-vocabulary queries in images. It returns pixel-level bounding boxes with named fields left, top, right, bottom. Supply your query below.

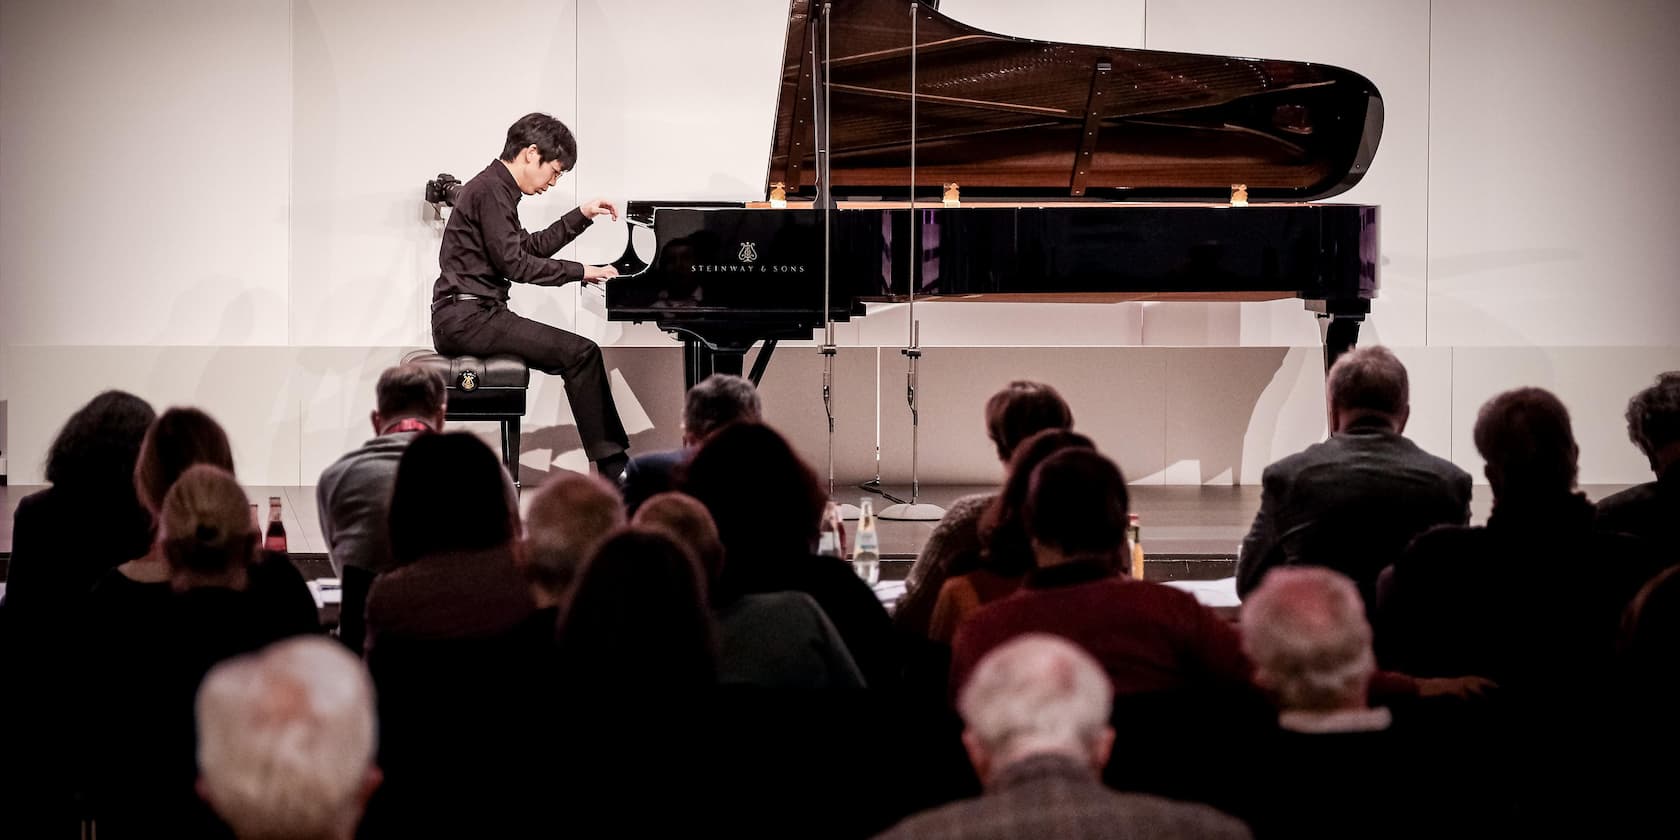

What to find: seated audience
left=927, top=430, right=1095, bottom=644
left=1607, top=566, right=1680, bottom=831
left=874, top=634, right=1250, bottom=840
left=1238, top=567, right=1488, bottom=839
left=682, top=422, right=899, bottom=688
left=1237, top=346, right=1470, bottom=608
left=1, top=390, right=154, bottom=835
left=555, top=527, right=719, bottom=693
left=362, top=432, right=530, bottom=654
left=521, top=470, right=625, bottom=623
left=1377, top=387, right=1668, bottom=832
left=897, top=381, right=1074, bottom=637
left=358, top=432, right=550, bottom=838
left=316, top=362, right=446, bottom=655
left=636, top=491, right=864, bottom=689
left=85, top=464, right=320, bottom=838
left=951, top=448, right=1254, bottom=701
left=1377, top=387, right=1668, bottom=689
left=620, top=372, right=760, bottom=513
left=196, top=637, right=380, bottom=840
left=1598, top=371, right=1680, bottom=555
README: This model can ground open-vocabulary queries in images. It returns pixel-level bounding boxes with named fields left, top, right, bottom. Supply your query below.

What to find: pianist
left=431, top=112, right=631, bottom=479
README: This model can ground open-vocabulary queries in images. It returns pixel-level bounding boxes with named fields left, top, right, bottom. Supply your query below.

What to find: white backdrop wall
left=2, top=0, right=1677, bottom=487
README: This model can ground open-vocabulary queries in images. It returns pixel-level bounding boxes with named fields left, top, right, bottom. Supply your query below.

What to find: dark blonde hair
left=634, top=492, right=727, bottom=601
left=160, top=464, right=257, bottom=576
left=135, top=407, right=235, bottom=514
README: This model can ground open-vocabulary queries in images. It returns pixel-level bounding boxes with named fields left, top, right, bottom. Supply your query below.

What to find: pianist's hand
left=583, top=264, right=619, bottom=284
left=581, top=198, right=619, bottom=221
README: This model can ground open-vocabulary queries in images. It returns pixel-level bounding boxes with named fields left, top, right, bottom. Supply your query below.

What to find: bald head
left=523, top=472, right=625, bottom=600
left=1241, top=567, right=1374, bottom=712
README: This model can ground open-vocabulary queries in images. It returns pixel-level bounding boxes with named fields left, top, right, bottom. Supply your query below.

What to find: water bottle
left=854, top=498, right=880, bottom=585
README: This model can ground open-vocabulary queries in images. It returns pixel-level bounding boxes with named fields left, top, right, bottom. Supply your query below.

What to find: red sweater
left=950, top=563, right=1254, bottom=699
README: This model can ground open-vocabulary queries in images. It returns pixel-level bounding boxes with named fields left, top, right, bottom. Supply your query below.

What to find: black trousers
left=432, top=299, right=629, bottom=461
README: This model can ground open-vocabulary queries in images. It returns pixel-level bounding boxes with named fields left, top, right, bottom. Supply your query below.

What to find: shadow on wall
left=1160, top=348, right=1295, bottom=485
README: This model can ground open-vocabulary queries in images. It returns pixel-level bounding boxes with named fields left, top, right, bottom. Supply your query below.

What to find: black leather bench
left=402, top=351, right=530, bottom=483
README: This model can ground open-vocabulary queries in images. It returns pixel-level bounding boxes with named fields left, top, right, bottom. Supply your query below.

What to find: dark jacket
left=1237, top=419, right=1471, bottom=607
left=619, top=447, right=689, bottom=515
left=1596, top=464, right=1680, bottom=558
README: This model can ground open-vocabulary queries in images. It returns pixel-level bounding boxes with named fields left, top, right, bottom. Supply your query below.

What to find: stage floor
left=0, top=482, right=1635, bottom=587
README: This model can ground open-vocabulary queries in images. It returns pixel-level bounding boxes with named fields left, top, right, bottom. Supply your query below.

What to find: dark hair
left=376, top=363, right=446, bottom=421
left=135, top=408, right=236, bottom=514
left=387, top=433, right=514, bottom=567
left=46, top=390, right=156, bottom=490
left=985, top=381, right=1074, bottom=462
left=556, top=528, right=717, bottom=691
left=1024, top=448, right=1130, bottom=562
left=160, top=464, right=258, bottom=578
left=1621, top=565, right=1680, bottom=703
left=680, top=423, right=826, bottom=598
left=1626, top=371, right=1680, bottom=470
left=979, top=429, right=1097, bottom=576
left=1473, top=387, right=1578, bottom=499
left=44, top=391, right=157, bottom=561
left=683, top=374, right=761, bottom=439
left=499, top=112, right=577, bottom=169
left=1326, top=346, right=1408, bottom=418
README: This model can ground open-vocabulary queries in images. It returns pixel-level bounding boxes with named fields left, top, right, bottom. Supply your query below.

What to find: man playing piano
left=431, top=112, right=631, bottom=479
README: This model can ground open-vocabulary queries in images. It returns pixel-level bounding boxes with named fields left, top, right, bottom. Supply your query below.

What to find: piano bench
left=402, top=350, right=529, bottom=483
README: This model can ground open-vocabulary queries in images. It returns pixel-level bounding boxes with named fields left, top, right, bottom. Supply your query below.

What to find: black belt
left=431, top=293, right=502, bottom=312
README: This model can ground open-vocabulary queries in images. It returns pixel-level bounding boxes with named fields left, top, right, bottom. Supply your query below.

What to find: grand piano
left=608, top=0, right=1382, bottom=389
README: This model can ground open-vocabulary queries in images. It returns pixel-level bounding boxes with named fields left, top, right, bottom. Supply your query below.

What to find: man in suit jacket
left=875, top=634, right=1250, bottom=840
left=619, top=373, right=761, bottom=514
left=1236, top=346, right=1471, bottom=608
left=1597, top=371, right=1680, bottom=555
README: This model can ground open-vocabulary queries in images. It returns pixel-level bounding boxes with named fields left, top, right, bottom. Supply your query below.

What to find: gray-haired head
left=196, top=636, right=378, bottom=840
left=683, top=374, right=762, bottom=446
left=957, top=634, right=1115, bottom=781
left=1241, top=566, right=1374, bottom=712
left=1325, top=346, right=1409, bottom=433
left=1626, top=371, right=1680, bottom=474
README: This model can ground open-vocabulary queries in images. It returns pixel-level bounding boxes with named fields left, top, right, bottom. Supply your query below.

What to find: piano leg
left=680, top=336, right=778, bottom=391
left=1319, top=313, right=1363, bottom=372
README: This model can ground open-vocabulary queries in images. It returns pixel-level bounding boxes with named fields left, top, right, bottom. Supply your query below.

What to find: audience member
left=85, top=464, right=320, bottom=838
left=357, top=432, right=550, bottom=838
left=1237, top=346, right=1470, bottom=608
left=556, top=527, right=718, bottom=692
left=521, top=470, right=624, bottom=622
left=927, top=430, right=1095, bottom=644
left=1598, top=371, right=1680, bottom=555
left=196, top=637, right=380, bottom=840
left=1, top=391, right=154, bottom=835
left=363, top=432, right=529, bottom=654
left=620, top=373, right=760, bottom=513
left=2, top=390, right=156, bottom=628
left=682, top=422, right=899, bottom=688
left=636, top=492, right=863, bottom=689
left=1238, top=567, right=1487, bottom=838
left=1377, top=387, right=1667, bottom=689
left=951, top=449, right=1254, bottom=700
left=874, top=635, right=1250, bottom=840
left=316, top=362, right=446, bottom=655
left=897, top=381, right=1073, bottom=637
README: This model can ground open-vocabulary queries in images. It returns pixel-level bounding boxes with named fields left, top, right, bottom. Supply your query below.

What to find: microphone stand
left=880, top=2, right=944, bottom=521
left=813, top=2, right=862, bottom=520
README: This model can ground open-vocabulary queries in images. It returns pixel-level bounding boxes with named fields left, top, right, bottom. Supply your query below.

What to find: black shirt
left=433, top=160, right=592, bottom=302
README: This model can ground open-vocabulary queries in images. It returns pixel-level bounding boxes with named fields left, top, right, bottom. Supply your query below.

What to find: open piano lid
left=767, top=0, right=1383, bottom=202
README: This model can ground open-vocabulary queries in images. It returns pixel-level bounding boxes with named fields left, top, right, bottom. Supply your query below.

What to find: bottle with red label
left=265, top=496, right=288, bottom=553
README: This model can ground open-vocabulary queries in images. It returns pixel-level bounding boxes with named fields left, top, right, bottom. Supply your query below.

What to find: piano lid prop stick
left=881, top=4, right=945, bottom=522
